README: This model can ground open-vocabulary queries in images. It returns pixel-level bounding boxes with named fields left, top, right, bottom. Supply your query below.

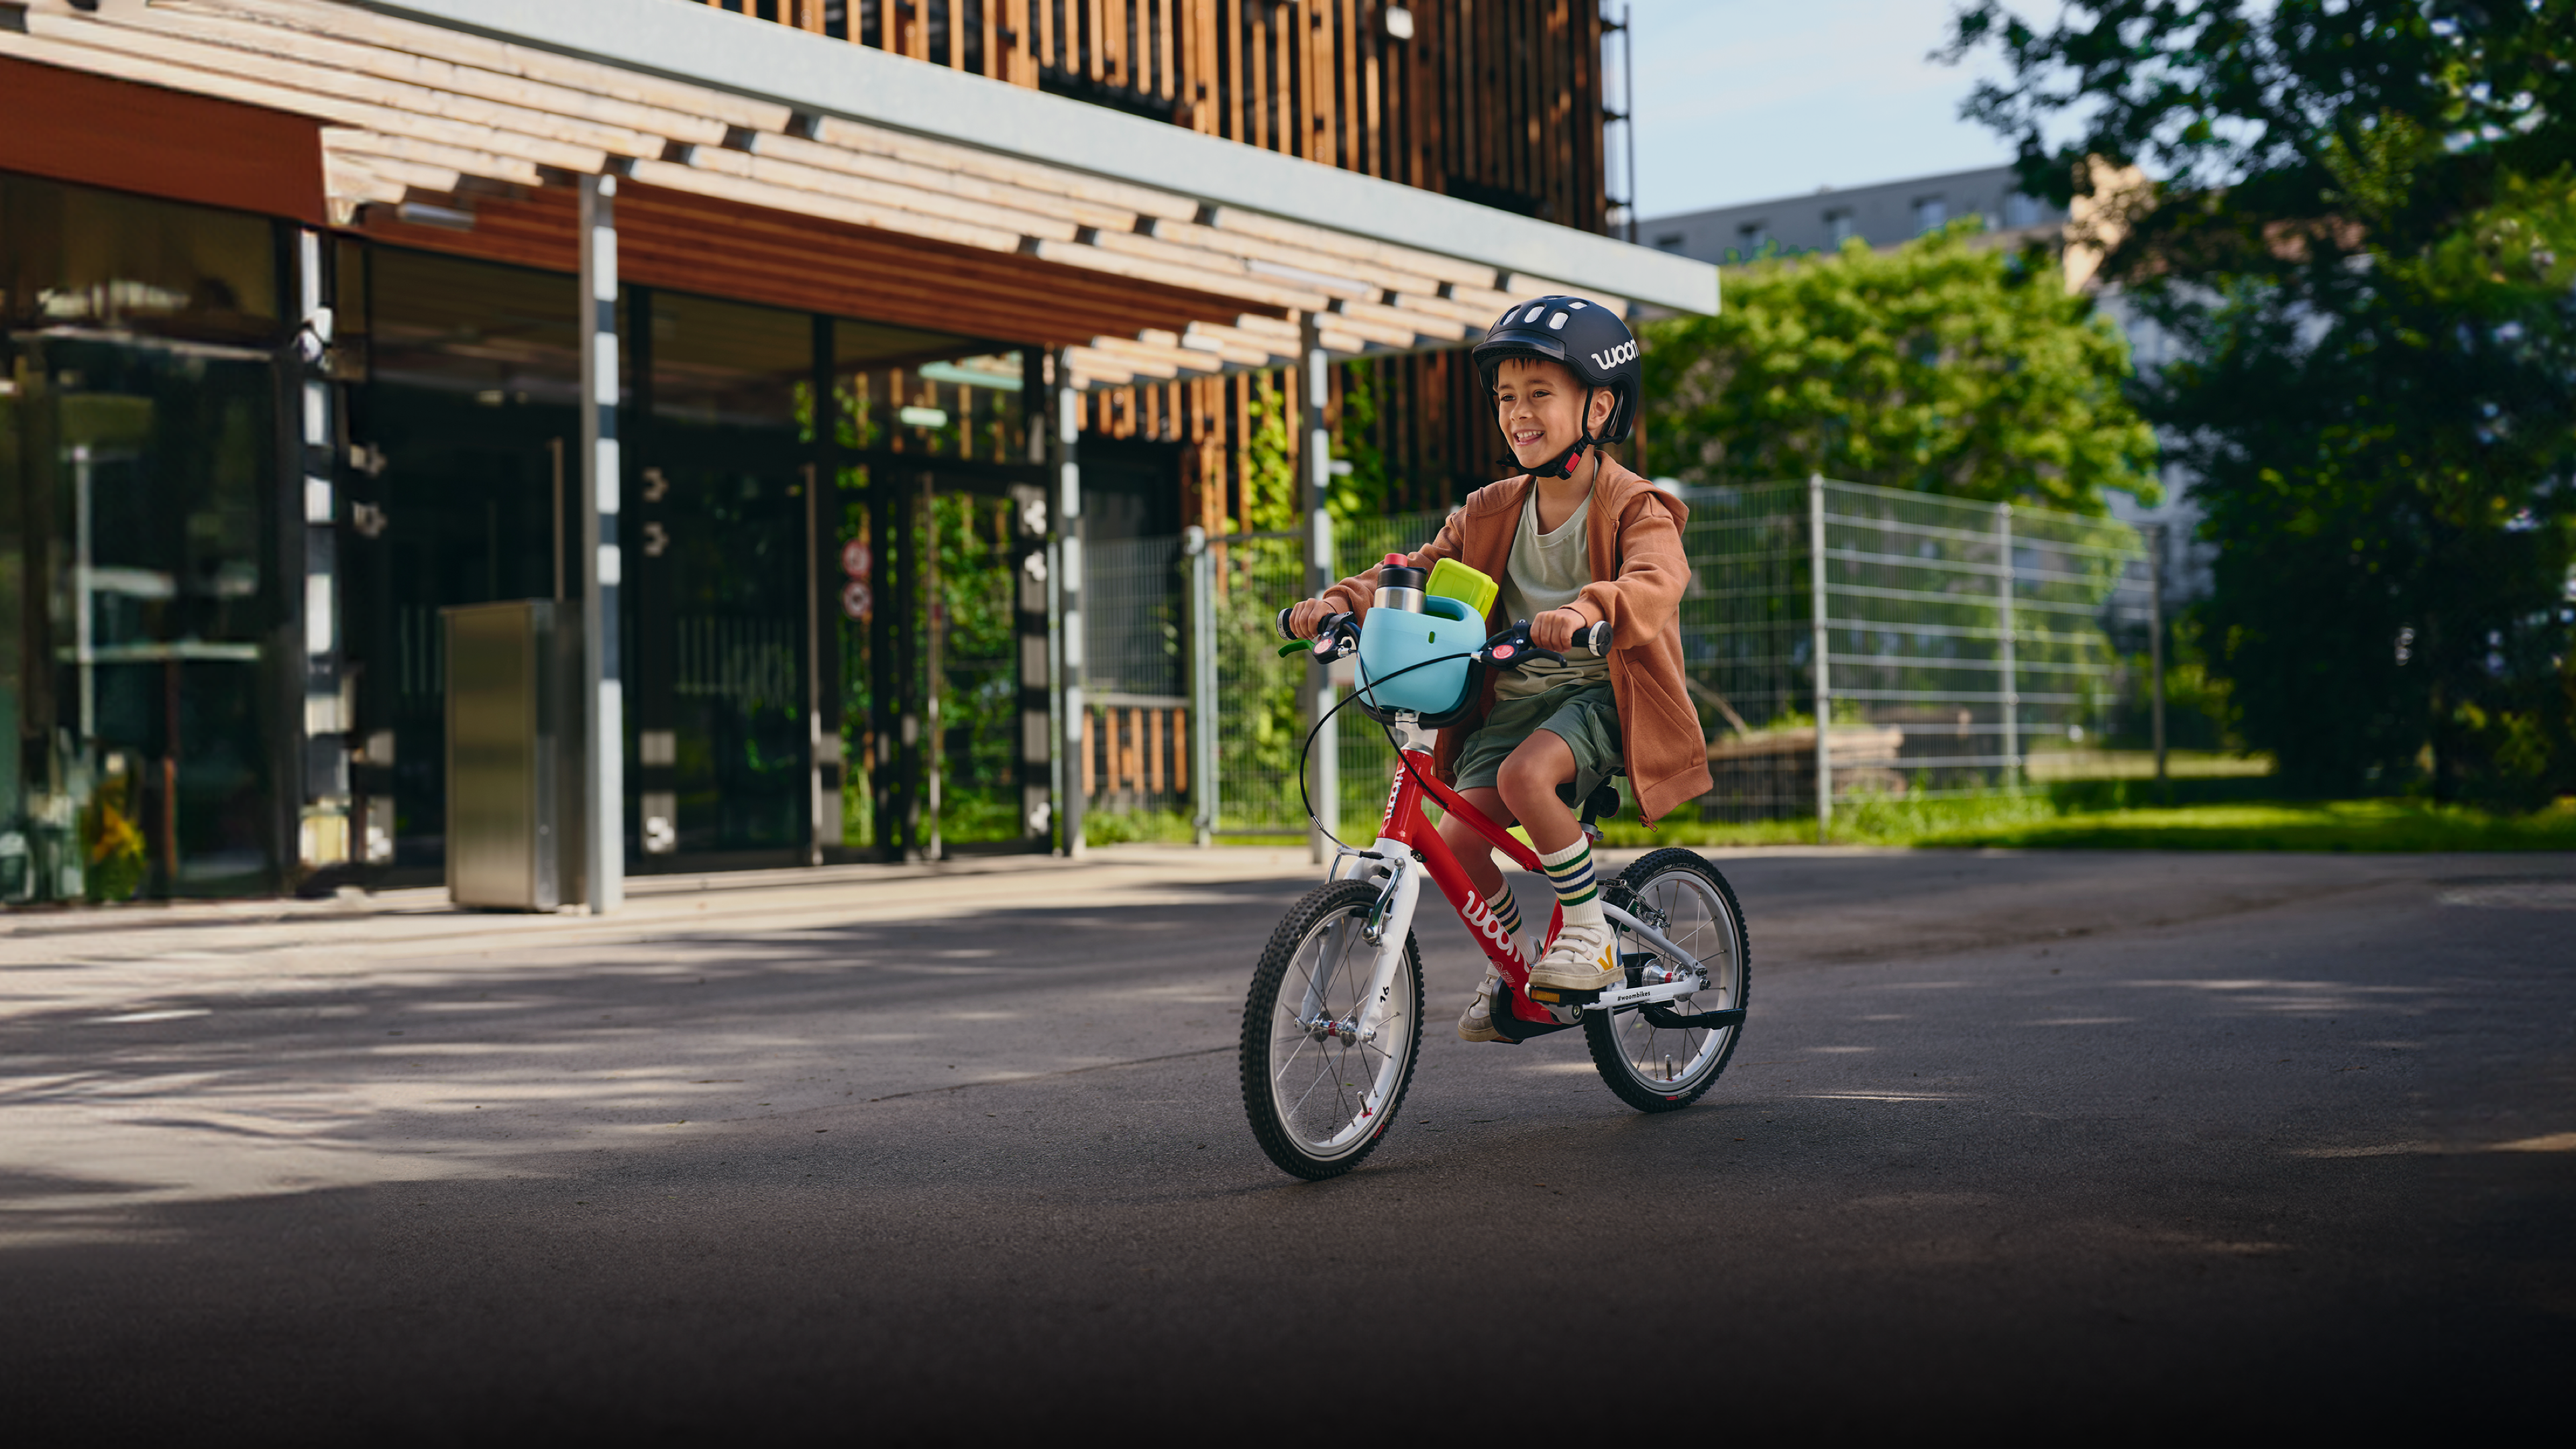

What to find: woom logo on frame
left=1462, top=894, right=1521, bottom=965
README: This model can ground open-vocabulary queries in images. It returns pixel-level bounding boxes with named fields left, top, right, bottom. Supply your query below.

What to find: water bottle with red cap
left=1371, top=553, right=1426, bottom=614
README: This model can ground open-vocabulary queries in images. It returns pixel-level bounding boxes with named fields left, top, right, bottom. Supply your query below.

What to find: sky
left=1619, top=0, right=2024, bottom=222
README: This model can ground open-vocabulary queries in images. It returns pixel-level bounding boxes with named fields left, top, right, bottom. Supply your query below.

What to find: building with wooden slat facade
left=0, top=0, right=1709, bottom=904
left=684, top=0, right=1621, bottom=523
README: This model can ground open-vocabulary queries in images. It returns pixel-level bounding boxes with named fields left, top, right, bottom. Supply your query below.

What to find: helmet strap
left=1494, top=390, right=1611, bottom=478
left=1535, top=434, right=1593, bottom=479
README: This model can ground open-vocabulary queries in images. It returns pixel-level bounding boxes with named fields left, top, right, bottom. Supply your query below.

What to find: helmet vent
left=1548, top=311, right=1568, bottom=329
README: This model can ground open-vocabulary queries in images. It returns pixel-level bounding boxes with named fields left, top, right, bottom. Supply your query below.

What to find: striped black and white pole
left=1302, top=315, right=1336, bottom=863
left=1053, top=350, right=1085, bottom=859
left=579, top=174, right=624, bottom=913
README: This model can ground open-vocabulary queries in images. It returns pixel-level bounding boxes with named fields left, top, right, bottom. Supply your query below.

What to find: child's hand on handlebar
left=1285, top=598, right=1340, bottom=640
left=1529, top=608, right=1589, bottom=653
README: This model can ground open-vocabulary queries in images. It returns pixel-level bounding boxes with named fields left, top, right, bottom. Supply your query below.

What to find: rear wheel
left=1240, top=879, right=1425, bottom=1180
left=1585, top=849, right=1750, bottom=1113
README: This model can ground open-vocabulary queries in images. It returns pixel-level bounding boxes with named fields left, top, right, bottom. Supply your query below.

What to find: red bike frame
left=1364, top=744, right=1566, bottom=1026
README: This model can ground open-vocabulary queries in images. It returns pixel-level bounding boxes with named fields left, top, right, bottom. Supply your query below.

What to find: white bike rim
left=1268, top=911, right=1411, bottom=1160
left=1609, top=869, right=1740, bottom=1087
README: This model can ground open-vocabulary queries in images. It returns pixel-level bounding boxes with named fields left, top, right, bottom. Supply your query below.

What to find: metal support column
left=1995, top=502, right=2019, bottom=790
left=920, top=473, right=943, bottom=863
left=806, top=316, right=838, bottom=866
left=1807, top=474, right=1831, bottom=844
left=1016, top=354, right=1054, bottom=850
left=578, top=174, right=623, bottom=913
left=292, top=227, right=351, bottom=879
left=1303, top=319, right=1336, bottom=863
left=1054, top=352, right=1085, bottom=858
left=1185, top=525, right=1216, bottom=847
left=2147, top=521, right=2167, bottom=788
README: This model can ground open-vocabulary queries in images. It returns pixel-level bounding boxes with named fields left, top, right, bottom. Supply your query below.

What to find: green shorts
left=1452, top=681, right=1623, bottom=807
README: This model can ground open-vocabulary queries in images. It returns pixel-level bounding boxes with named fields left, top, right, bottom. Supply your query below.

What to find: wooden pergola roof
left=2, top=0, right=1716, bottom=388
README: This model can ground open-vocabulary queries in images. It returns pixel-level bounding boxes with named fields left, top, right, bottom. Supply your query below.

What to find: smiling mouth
left=1511, top=429, right=1547, bottom=447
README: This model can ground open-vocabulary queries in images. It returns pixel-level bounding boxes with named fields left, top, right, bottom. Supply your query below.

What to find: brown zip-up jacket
left=1320, top=457, right=1713, bottom=826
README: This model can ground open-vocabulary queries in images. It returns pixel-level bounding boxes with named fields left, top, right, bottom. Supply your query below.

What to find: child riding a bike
left=1283, top=299, right=1714, bottom=1043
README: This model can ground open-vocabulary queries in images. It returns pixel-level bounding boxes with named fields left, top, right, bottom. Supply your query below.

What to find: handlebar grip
left=1579, top=620, right=1613, bottom=657
left=1275, top=606, right=1298, bottom=641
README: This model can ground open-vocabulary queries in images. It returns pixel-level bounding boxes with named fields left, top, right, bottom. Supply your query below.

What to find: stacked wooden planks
left=0, top=0, right=1612, bottom=391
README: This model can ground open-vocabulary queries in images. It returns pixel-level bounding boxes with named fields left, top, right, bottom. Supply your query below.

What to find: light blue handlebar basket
left=1354, top=595, right=1481, bottom=720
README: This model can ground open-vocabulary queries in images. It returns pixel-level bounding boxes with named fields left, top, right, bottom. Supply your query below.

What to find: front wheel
left=1240, top=879, right=1425, bottom=1180
left=1586, top=848, right=1751, bottom=1113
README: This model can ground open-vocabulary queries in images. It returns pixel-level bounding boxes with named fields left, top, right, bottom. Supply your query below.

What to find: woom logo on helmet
left=1591, top=339, right=1638, bottom=370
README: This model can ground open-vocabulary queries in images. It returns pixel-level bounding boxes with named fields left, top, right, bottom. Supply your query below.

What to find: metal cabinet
left=444, top=600, right=584, bottom=910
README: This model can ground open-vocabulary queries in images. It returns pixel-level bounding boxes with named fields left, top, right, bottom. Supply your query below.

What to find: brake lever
left=1275, top=608, right=1358, bottom=659
left=1480, top=620, right=1564, bottom=669
left=1308, top=612, right=1359, bottom=663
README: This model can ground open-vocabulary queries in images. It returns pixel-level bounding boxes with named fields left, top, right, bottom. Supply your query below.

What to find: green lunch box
left=1425, top=557, right=1498, bottom=619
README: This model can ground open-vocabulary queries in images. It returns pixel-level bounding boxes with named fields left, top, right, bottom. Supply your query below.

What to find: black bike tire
left=1238, top=879, right=1426, bottom=1181
left=1585, top=848, right=1752, bottom=1114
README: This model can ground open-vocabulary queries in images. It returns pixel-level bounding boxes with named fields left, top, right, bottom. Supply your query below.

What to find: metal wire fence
left=1080, top=534, right=1189, bottom=818
left=1077, top=480, right=2155, bottom=842
left=1688, top=478, right=2152, bottom=820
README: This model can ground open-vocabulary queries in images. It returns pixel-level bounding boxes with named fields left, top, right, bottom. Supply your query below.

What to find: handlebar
left=1481, top=618, right=1612, bottom=668
left=1278, top=608, right=1611, bottom=670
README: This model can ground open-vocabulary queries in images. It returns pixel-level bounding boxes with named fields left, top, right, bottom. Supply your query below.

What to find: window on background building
left=2003, top=192, right=2044, bottom=229
left=352, top=246, right=582, bottom=875
left=1825, top=210, right=1856, bottom=245
left=836, top=320, right=1025, bottom=464
left=0, top=174, right=280, bottom=345
left=1654, top=233, right=1685, bottom=252
left=1913, top=197, right=1947, bottom=235
left=1733, top=221, right=1768, bottom=259
left=0, top=174, right=288, bottom=902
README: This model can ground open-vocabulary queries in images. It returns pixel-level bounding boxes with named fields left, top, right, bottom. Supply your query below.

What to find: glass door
left=1, top=336, right=282, bottom=899
left=625, top=439, right=814, bottom=862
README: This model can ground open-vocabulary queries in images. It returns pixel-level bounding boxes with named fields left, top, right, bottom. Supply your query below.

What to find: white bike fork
left=1342, top=839, right=1421, bottom=1051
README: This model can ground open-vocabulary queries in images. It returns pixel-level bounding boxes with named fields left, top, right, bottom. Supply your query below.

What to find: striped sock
left=1538, top=837, right=1605, bottom=928
left=1486, top=884, right=1523, bottom=938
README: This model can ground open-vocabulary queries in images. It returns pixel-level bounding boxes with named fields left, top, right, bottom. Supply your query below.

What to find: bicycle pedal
left=1522, top=985, right=1603, bottom=1006
left=1521, top=984, right=1597, bottom=1027
left=1494, top=983, right=1582, bottom=1038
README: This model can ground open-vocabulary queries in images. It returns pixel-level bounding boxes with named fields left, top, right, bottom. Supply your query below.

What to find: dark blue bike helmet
left=1470, top=296, right=1640, bottom=477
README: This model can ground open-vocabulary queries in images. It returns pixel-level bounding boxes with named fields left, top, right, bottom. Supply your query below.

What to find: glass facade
left=343, top=246, right=581, bottom=873
left=0, top=174, right=288, bottom=901
left=630, top=287, right=816, bottom=860
left=343, top=243, right=1032, bottom=877
left=1, top=168, right=1047, bottom=902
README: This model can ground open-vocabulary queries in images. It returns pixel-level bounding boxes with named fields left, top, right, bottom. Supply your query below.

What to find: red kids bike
left=1240, top=612, right=1752, bottom=1180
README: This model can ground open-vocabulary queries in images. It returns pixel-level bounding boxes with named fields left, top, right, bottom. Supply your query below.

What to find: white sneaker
left=1526, top=920, right=1619, bottom=993
left=1456, top=973, right=1513, bottom=1042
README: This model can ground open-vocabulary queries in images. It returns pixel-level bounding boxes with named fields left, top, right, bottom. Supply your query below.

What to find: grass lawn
left=1608, top=795, right=2576, bottom=853
left=1909, top=798, right=2576, bottom=851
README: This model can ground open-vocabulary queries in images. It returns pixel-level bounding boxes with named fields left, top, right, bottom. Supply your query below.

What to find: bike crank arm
left=1581, top=978, right=1748, bottom=1030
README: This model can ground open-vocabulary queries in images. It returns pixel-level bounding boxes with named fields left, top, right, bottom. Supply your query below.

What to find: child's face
left=1493, top=357, right=1613, bottom=470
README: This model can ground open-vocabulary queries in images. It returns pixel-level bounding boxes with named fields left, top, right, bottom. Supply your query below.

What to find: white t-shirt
left=1495, top=485, right=1611, bottom=700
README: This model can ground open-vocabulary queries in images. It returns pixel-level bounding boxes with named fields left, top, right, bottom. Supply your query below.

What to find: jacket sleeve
left=1316, top=512, right=1468, bottom=618
left=1570, top=492, right=1690, bottom=644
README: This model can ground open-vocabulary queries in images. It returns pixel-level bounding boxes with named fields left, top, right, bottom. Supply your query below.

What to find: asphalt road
left=5, top=848, right=2571, bottom=1445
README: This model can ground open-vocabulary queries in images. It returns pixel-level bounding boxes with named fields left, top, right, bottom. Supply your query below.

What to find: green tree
left=1326, top=361, right=1391, bottom=527
left=1640, top=221, right=2160, bottom=512
left=1952, top=0, right=2576, bottom=802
